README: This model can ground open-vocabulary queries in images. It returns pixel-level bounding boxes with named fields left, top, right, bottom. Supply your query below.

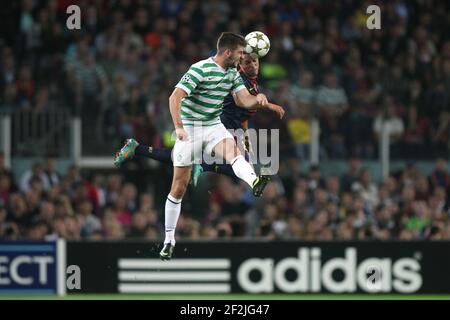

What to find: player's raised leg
left=113, top=139, right=139, bottom=167
left=212, top=137, right=269, bottom=197
left=116, top=139, right=243, bottom=186
left=114, top=139, right=203, bottom=187
left=114, top=139, right=173, bottom=167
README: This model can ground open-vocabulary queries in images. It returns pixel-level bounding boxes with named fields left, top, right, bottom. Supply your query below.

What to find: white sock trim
left=230, top=155, right=244, bottom=166
left=167, top=194, right=182, bottom=204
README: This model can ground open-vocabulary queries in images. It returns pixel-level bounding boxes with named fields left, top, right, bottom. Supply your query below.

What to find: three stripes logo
left=117, top=258, right=231, bottom=293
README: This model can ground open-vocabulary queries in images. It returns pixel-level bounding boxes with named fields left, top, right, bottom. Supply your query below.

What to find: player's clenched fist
left=175, top=128, right=189, bottom=141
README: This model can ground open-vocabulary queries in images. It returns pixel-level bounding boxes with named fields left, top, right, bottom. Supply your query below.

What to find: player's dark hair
left=217, top=32, right=246, bottom=53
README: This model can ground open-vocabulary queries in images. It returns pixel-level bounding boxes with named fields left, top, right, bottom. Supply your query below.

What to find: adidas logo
left=237, top=248, right=422, bottom=293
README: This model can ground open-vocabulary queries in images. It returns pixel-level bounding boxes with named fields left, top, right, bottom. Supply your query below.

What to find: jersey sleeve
left=232, top=72, right=246, bottom=94
left=175, top=65, right=204, bottom=95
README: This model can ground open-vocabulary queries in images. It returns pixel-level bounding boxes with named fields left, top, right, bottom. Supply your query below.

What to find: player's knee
left=226, top=147, right=240, bottom=161
left=220, top=141, right=234, bottom=158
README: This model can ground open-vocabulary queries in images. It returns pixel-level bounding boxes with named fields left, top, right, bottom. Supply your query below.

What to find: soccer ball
left=245, top=31, right=270, bottom=59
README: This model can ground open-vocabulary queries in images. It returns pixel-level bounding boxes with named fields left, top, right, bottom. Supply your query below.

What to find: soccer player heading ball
left=114, top=32, right=284, bottom=260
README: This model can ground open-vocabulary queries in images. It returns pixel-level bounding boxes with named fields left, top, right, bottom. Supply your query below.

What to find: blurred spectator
left=77, top=198, right=102, bottom=237
left=19, top=162, right=45, bottom=192
left=352, top=168, right=379, bottom=210
left=373, top=96, right=405, bottom=158
left=128, top=211, right=148, bottom=239
left=42, top=157, right=61, bottom=190
left=341, top=157, right=362, bottom=192
left=317, top=72, right=348, bottom=158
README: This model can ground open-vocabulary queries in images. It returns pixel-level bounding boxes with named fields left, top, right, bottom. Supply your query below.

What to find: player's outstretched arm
left=234, top=89, right=285, bottom=119
left=234, top=88, right=268, bottom=109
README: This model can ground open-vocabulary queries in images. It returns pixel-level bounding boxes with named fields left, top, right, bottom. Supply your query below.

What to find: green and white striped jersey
left=175, top=57, right=246, bottom=126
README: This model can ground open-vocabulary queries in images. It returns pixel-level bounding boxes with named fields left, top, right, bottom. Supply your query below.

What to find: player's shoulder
left=229, top=67, right=240, bottom=76
left=190, top=57, right=217, bottom=71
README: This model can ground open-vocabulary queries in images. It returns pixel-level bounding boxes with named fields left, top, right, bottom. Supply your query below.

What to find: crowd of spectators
left=1, top=0, right=450, bottom=241
left=1, top=152, right=450, bottom=241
